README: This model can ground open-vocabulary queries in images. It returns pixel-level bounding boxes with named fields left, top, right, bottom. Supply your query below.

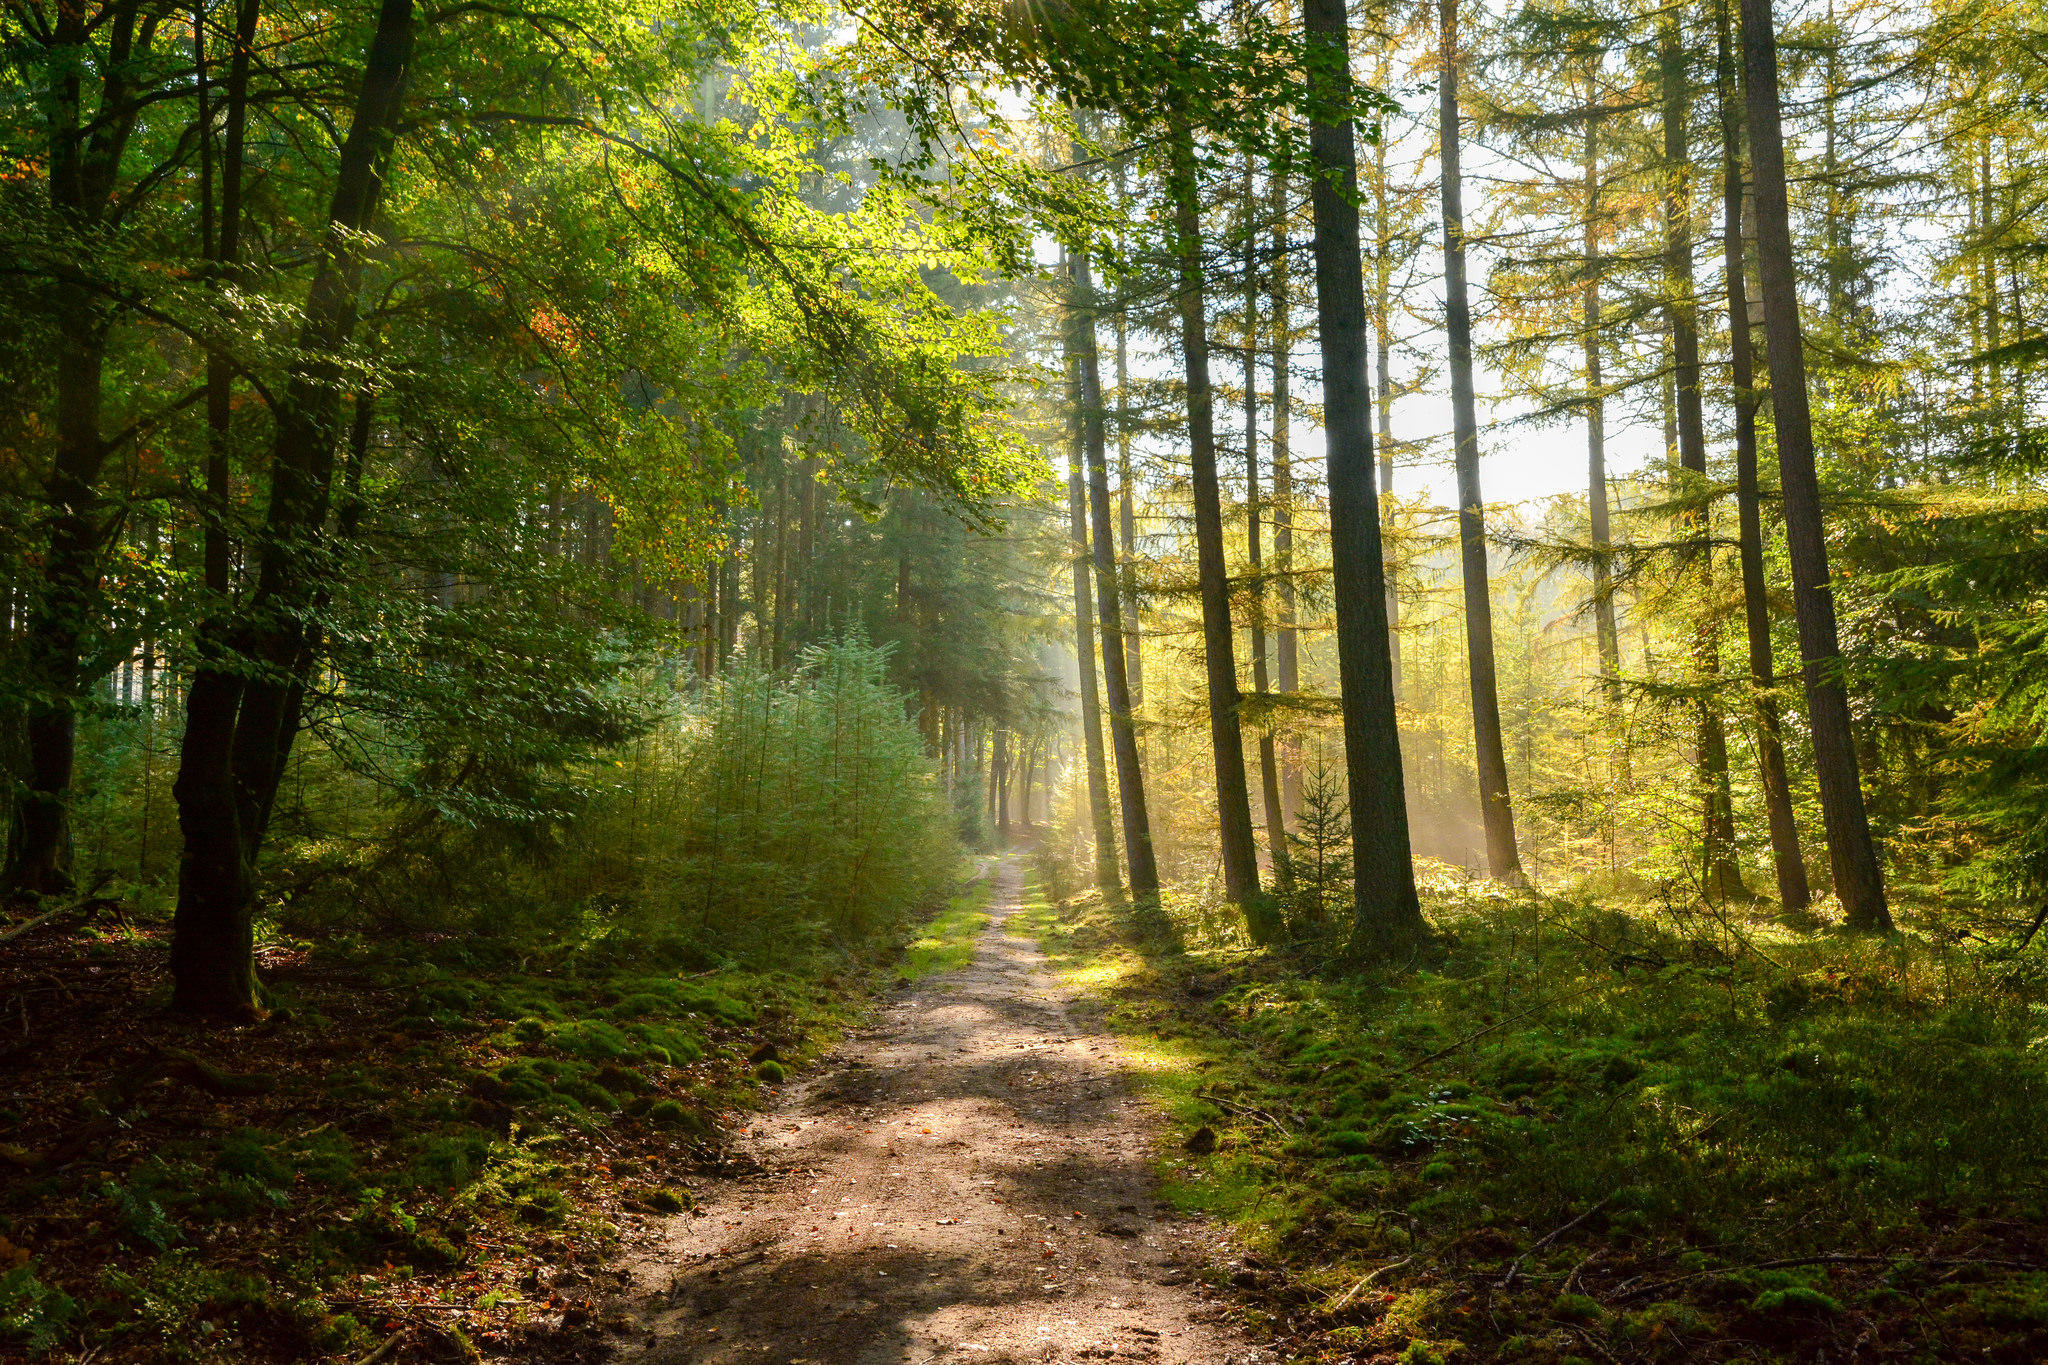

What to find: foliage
left=1026, top=873, right=2048, bottom=1361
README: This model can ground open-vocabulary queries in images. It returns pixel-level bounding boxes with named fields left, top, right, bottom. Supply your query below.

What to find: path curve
left=612, top=855, right=1261, bottom=1364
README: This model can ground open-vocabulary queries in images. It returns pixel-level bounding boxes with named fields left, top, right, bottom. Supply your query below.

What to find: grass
left=0, top=859, right=989, bottom=1363
left=1022, top=867, right=2048, bottom=1363
left=897, top=864, right=995, bottom=982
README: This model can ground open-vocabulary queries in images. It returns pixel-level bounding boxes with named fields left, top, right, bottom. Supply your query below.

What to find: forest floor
left=578, top=854, right=1262, bottom=1365
left=1014, top=873, right=2048, bottom=1364
left=0, top=868, right=1003, bottom=1363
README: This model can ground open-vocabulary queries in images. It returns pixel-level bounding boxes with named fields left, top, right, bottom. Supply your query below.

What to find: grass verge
left=897, top=866, right=995, bottom=982
left=1021, top=872, right=2048, bottom=1364
left=0, top=864, right=983, bottom=1363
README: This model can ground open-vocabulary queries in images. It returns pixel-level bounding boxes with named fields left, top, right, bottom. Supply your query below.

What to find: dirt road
left=610, top=856, right=1262, bottom=1364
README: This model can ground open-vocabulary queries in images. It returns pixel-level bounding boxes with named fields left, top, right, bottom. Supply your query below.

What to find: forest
left=4, top=0, right=2048, bottom=1357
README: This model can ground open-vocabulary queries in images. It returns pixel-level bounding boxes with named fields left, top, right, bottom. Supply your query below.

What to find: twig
left=1322, top=1256, right=1413, bottom=1314
left=1499, top=1195, right=1613, bottom=1290
left=353, top=1329, right=404, bottom=1365
left=1611, top=1252, right=2044, bottom=1303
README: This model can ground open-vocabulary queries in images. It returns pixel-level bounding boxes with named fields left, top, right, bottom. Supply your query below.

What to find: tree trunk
left=1167, top=120, right=1267, bottom=926
left=1269, top=156, right=1301, bottom=827
left=1065, top=285, right=1119, bottom=893
left=1663, top=17, right=1747, bottom=902
left=1740, top=0, right=1891, bottom=930
left=172, top=0, right=418, bottom=1015
left=1372, top=109, right=1403, bottom=705
left=9, top=0, right=163, bottom=894
left=1582, top=91, right=1621, bottom=693
left=1304, top=0, right=1426, bottom=952
left=995, top=728, right=1009, bottom=835
left=1243, top=156, right=1289, bottom=887
left=1439, top=0, right=1523, bottom=883
left=1720, top=1, right=1813, bottom=914
left=1073, top=247, right=1159, bottom=898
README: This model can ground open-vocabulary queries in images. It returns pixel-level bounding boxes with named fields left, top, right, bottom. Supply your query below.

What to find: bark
left=1439, top=0, right=1523, bottom=883
left=1072, top=248, right=1159, bottom=899
left=1582, top=92, right=1621, bottom=691
left=1371, top=112, right=1403, bottom=704
left=771, top=470, right=790, bottom=669
left=1065, top=295, right=1119, bottom=893
left=1663, top=18, right=1747, bottom=901
left=1269, top=158, right=1301, bottom=827
left=1113, top=167, right=1145, bottom=719
left=10, top=1, right=164, bottom=894
left=994, top=729, right=1009, bottom=834
left=1719, top=2, right=1813, bottom=913
left=1304, top=0, right=1425, bottom=952
left=172, top=0, right=418, bottom=1015
left=1242, top=157, right=1288, bottom=888
left=1166, top=120, right=1266, bottom=924
left=1740, top=0, right=1891, bottom=930
left=202, top=0, right=261, bottom=599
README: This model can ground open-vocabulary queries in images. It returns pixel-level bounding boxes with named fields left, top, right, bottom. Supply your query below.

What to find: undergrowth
left=0, top=639, right=973, bottom=1363
left=0, top=878, right=989, bottom=1363
left=1022, top=870, right=2048, bottom=1363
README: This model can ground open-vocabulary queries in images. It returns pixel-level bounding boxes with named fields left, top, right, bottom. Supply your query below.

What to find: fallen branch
left=1499, top=1195, right=1613, bottom=1290
left=1322, top=1255, right=1413, bottom=1314
left=0, top=874, right=120, bottom=946
left=353, top=1328, right=405, bottom=1365
left=1611, top=1252, right=2045, bottom=1303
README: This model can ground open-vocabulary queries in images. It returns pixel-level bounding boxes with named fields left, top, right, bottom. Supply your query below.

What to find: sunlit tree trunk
left=1072, top=245, right=1159, bottom=898
left=1718, top=1, right=1812, bottom=914
left=1063, top=256, right=1118, bottom=893
left=1244, top=154, right=1289, bottom=887
left=1662, top=17, right=1747, bottom=901
left=1440, top=0, right=1523, bottom=883
left=1268, top=150, right=1301, bottom=827
left=1167, top=120, right=1269, bottom=930
left=1741, top=0, right=1891, bottom=930
left=1582, top=82, right=1621, bottom=693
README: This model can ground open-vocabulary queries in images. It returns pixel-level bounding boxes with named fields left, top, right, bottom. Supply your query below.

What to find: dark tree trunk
left=172, top=0, right=418, bottom=1015
left=1269, top=165, right=1300, bottom=826
left=1167, top=122, right=1268, bottom=928
left=10, top=1, right=162, bottom=895
left=995, top=729, right=1009, bottom=834
left=1439, top=0, right=1523, bottom=883
left=1719, top=2, right=1813, bottom=914
left=1662, top=18, right=1747, bottom=902
left=1303, top=0, right=1425, bottom=952
left=1064, top=293, right=1119, bottom=893
left=1242, top=157, right=1288, bottom=887
left=1073, top=248, right=1159, bottom=899
left=1741, top=0, right=1890, bottom=930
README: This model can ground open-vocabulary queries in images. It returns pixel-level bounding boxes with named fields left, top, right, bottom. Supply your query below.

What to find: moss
left=216, top=1129, right=290, bottom=1186
left=1751, top=1286, right=1844, bottom=1314
left=754, top=1059, right=786, bottom=1084
left=595, top=1063, right=651, bottom=1095
left=646, top=1099, right=707, bottom=1133
left=640, top=1186, right=692, bottom=1213
left=1553, top=1293, right=1606, bottom=1322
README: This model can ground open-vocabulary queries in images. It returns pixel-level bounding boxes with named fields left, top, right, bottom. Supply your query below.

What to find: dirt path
left=608, top=855, right=1263, bottom=1364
